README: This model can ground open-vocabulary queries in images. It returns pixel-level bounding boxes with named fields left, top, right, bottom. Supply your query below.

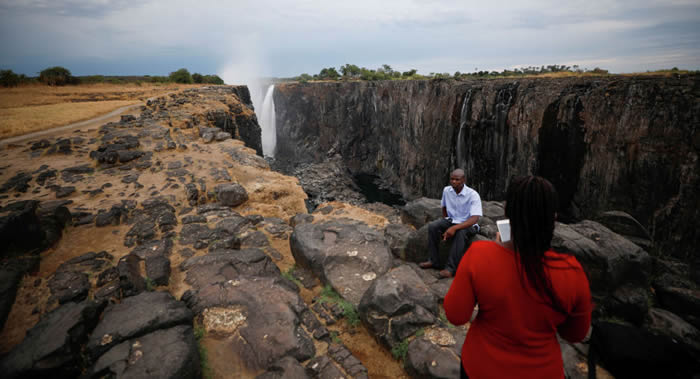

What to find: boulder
left=290, top=221, right=394, bottom=306
left=215, top=183, right=249, bottom=207
left=256, top=356, right=310, bottom=379
left=87, top=325, right=200, bottom=379
left=86, top=291, right=193, bottom=359
left=359, top=265, right=438, bottom=347
left=181, top=249, right=280, bottom=289
left=404, top=328, right=465, bottom=379
left=401, top=197, right=442, bottom=229
left=590, top=321, right=700, bottom=379
left=182, top=275, right=315, bottom=372
left=383, top=223, right=415, bottom=260
left=654, top=286, right=700, bottom=330
left=0, top=300, right=106, bottom=378
left=595, top=210, right=652, bottom=249
left=552, top=221, right=652, bottom=295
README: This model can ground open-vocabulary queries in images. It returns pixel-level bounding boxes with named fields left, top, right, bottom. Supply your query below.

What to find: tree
left=39, top=66, right=76, bottom=86
left=192, top=73, right=204, bottom=83
left=0, top=69, right=20, bottom=87
left=340, top=64, right=361, bottom=78
left=402, top=69, right=417, bottom=77
left=318, top=67, right=340, bottom=80
left=203, top=75, right=224, bottom=84
left=169, top=68, right=193, bottom=84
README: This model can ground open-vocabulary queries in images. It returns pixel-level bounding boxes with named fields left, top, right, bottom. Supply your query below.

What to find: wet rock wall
left=274, top=76, right=700, bottom=259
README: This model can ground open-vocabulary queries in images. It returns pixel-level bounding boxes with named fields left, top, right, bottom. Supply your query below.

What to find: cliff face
left=274, top=76, right=700, bottom=259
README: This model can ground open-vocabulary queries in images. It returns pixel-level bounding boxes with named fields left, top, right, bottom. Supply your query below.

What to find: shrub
left=0, top=69, right=20, bottom=87
left=202, top=75, right=224, bottom=84
left=39, top=66, right=77, bottom=86
left=169, top=68, right=193, bottom=84
left=192, top=73, right=204, bottom=83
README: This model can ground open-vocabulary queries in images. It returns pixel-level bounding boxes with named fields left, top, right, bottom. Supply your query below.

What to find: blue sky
left=1, top=0, right=699, bottom=84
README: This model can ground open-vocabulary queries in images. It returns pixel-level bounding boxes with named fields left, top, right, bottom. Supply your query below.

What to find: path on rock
left=0, top=103, right=142, bottom=147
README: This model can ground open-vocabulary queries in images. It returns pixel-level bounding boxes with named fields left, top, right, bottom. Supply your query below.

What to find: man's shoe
left=439, top=269, right=453, bottom=279
left=419, top=261, right=435, bottom=269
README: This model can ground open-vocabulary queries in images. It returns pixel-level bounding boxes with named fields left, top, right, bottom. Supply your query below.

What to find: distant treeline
left=282, top=64, right=695, bottom=82
left=0, top=67, right=224, bottom=87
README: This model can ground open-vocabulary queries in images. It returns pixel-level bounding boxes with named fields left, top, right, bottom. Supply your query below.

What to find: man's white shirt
left=441, top=185, right=482, bottom=224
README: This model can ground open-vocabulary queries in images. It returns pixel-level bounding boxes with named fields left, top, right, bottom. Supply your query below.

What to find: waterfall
left=260, top=85, right=277, bottom=157
left=456, top=89, right=472, bottom=169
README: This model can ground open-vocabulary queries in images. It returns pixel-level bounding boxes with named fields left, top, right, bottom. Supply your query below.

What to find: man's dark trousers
left=428, top=218, right=479, bottom=273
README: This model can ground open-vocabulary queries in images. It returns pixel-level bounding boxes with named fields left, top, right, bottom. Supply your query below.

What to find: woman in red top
left=444, top=176, right=592, bottom=379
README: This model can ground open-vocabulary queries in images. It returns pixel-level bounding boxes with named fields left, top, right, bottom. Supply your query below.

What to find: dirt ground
left=0, top=83, right=206, bottom=139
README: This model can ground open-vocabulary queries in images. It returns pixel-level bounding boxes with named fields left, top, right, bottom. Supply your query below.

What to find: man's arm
left=442, top=206, right=448, bottom=218
left=443, top=215, right=479, bottom=240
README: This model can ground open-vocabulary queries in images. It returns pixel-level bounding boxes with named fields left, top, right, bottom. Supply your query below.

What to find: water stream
left=260, top=85, right=277, bottom=157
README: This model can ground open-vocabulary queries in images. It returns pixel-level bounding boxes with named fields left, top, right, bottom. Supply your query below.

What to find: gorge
left=0, top=76, right=698, bottom=379
left=273, top=75, right=700, bottom=261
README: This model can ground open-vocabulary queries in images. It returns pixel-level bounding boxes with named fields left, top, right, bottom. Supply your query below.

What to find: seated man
left=420, top=168, right=482, bottom=278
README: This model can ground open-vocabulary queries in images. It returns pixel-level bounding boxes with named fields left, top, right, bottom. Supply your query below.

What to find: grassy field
left=0, top=83, right=205, bottom=139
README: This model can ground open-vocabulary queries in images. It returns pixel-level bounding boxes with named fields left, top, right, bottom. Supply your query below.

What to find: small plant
left=281, top=265, right=302, bottom=287
left=194, top=325, right=212, bottom=379
left=391, top=338, right=410, bottom=361
left=414, top=328, right=425, bottom=338
left=145, top=277, right=156, bottom=292
left=318, top=285, right=360, bottom=327
left=329, top=330, right=342, bottom=344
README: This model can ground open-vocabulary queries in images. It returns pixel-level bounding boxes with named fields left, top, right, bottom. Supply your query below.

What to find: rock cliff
left=274, top=76, right=700, bottom=259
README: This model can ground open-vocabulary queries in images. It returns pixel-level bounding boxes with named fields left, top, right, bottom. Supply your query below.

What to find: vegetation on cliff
left=0, top=66, right=224, bottom=87
left=283, top=64, right=697, bottom=83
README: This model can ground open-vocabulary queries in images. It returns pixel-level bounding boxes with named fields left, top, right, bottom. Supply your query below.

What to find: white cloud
left=1, top=0, right=698, bottom=75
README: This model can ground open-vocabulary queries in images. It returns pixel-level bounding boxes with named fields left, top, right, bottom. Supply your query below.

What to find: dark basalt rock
left=48, top=270, right=90, bottom=304
left=0, top=261, right=29, bottom=330
left=590, top=320, right=700, bottom=379
left=87, top=324, right=200, bottom=379
left=145, top=255, right=170, bottom=286
left=256, top=356, right=310, bottom=379
left=0, top=172, right=32, bottom=193
left=290, top=221, right=394, bottom=306
left=35, top=169, right=56, bottom=186
left=117, top=254, right=146, bottom=297
left=401, top=197, right=442, bottom=229
left=95, top=205, right=125, bottom=227
left=214, top=183, right=248, bottom=207
left=304, top=355, right=346, bottom=378
left=86, top=291, right=193, bottom=359
left=0, top=300, right=106, bottom=379
left=384, top=223, right=415, bottom=260
left=359, top=265, right=438, bottom=348
left=405, top=330, right=465, bottom=379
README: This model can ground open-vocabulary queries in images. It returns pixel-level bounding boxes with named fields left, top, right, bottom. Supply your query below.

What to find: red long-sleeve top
left=444, top=241, right=592, bottom=379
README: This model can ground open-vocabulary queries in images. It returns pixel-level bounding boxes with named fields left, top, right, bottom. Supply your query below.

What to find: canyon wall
left=274, top=76, right=700, bottom=259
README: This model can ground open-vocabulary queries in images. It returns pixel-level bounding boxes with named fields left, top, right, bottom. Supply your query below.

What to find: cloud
left=0, top=0, right=698, bottom=76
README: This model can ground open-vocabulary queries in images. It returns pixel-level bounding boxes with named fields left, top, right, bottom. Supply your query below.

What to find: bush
left=1, top=69, right=20, bottom=87
left=39, top=66, right=78, bottom=86
left=192, top=73, right=204, bottom=83
left=202, top=75, right=224, bottom=84
left=169, top=68, right=193, bottom=84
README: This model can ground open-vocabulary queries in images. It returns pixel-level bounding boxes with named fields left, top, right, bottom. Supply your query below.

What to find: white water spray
left=260, top=85, right=277, bottom=157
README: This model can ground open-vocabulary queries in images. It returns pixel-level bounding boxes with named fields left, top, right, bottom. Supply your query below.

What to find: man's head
left=450, top=169, right=465, bottom=192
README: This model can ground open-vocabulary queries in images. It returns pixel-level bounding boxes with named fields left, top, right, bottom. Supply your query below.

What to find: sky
left=1, top=0, right=699, bottom=84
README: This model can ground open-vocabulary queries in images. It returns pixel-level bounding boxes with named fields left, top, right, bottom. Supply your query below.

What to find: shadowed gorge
left=273, top=75, right=700, bottom=260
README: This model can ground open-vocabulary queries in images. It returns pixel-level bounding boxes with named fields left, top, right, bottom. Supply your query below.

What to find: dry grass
left=0, top=83, right=205, bottom=139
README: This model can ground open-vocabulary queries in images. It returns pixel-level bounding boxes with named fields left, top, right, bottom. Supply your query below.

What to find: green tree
left=39, top=66, right=76, bottom=86
left=0, top=69, right=20, bottom=87
left=402, top=69, right=417, bottom=77
left=192, top=73, right=204, bottom=83
left=340, top=64, right=361, bottom=78
left=318, top=67, right=340, bottom=80
left=169, top=68, right=193, bottom=84
left=203, top=75, right=224, bottom=84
